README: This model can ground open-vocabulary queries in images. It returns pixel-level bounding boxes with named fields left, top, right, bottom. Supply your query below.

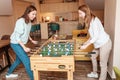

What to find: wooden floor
left=0, top=37, right=111, bottom=80
left=0, top=61, right=99, bottom=80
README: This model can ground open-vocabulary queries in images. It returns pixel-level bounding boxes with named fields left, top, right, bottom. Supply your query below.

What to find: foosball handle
left=88, top=52, right=96, bottom=54
left=85, top=52, right=96, bottom=57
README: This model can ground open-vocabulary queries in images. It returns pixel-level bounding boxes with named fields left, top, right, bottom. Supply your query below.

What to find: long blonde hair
left=78, top=4, right=95, bottom=28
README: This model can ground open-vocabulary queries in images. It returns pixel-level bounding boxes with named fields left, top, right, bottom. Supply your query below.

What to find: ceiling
left=85, top=0, right=104, bottom=10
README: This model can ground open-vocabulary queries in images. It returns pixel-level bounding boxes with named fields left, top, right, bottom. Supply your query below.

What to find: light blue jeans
left=7, top=43, right=34, bottom=80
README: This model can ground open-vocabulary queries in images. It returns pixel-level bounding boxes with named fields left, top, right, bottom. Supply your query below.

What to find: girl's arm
left=18, top=41, right=31, bottom=52
left=80, top=38, right=92, bottom=49
left=29, top=36, right=38, bottom=44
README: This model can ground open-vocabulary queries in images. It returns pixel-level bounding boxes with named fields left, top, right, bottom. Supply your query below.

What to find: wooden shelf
left=40, top=2, right=78, bottom=13
left=40, top=21, right=78, bottom=39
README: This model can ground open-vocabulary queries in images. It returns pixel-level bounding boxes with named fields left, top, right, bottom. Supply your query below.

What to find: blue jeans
left=7, top=43, right=34, bottom=80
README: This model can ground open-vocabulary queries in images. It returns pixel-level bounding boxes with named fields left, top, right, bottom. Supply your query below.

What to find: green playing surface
left=39, top=42, right=74, bottom=57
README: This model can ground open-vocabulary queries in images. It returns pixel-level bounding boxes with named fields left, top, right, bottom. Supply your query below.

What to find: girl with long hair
left=6, top=5, right=38, bottom=80
left=78, top=4, right=112, bottom=80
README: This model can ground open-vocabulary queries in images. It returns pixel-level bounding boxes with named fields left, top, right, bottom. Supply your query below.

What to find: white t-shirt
left=89, top=17, right=110, bottom=48
left=10, top=18, right=31, bottom=44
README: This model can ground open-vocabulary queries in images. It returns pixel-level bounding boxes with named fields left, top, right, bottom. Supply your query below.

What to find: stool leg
left=9, top=53, right=14, bottom=62
left=3, top=54, right=6, bottom=66
left=9, top=49, right=15, bottom=62
left=56, top=30, right=59, bottom=35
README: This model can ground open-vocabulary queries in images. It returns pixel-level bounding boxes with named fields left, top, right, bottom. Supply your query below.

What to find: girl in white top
left=6, top=5, right=38, bottom=80
left=78, top=4, right=112, bottom=80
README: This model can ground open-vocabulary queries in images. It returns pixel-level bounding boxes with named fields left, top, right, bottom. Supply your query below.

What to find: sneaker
left=87, top=72, right=98, bottom=78
left=6, top=74, right=18, bottom=78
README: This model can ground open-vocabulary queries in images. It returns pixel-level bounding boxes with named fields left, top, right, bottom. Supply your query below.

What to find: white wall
left=0, top=0, right=13, bottom=15
left=0, top=16, right=14, bottom=36
left=0, top=0, right=14, bottom=37
left=104, top=0, right=120, bottom=79
left=0, top=0, right=32, bottom=37
left=104, top=0, right=116, bottom=78
left=113, top=0, right=120, bottom=69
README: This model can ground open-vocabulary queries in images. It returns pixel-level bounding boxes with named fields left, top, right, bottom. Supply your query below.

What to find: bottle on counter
left=41, top=16, right=44, bottom=22
left=59, top=16, right=63, bottom=21
left=55, top=16, right=59, bottom=22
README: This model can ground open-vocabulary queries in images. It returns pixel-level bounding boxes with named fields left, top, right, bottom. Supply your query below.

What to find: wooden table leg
left=67, top=70, right=73, bottom=80
left=33, top=70, right=40, bottom=80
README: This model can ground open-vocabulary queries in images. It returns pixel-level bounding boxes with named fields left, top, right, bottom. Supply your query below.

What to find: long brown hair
left=20, top=5, right=37, bottom=24
left=78, top=4, right=95, bottom=28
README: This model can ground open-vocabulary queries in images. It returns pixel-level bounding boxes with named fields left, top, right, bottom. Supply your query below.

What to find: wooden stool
left=1, top=35, right=15, bottom=63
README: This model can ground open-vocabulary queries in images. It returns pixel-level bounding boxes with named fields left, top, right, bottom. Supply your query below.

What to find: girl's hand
left=18, top=40, right=31, bottom=52
left=31, top=40, right=38, bottom=44
left=80, top=44, right=88, bottom=50
left=80, top=41, right=91, bottom=50
left=24, top=47, right=31, bottom=52
left=29, top=36, right=38, bottom=44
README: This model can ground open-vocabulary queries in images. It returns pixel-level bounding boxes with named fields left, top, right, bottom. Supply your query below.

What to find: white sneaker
left=87, top=72, right=98, bottom=78
left=6, top=74, right=18, bottom=78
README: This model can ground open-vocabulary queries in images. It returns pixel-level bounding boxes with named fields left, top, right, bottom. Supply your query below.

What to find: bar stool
left=36, top=24, right=41, bottom=38
left=1, top=35, right=14, bottom=65
left=49, top=22, right=60, bottom=35
left=30, top=25, right=37, bottom=39
left=36, top=24, right=40, bottom=30
left=30, top=24, right=41, bottom=40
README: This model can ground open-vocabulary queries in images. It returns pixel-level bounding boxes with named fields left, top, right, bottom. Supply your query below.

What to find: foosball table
left=30, top=39, right=75, bottom=80
left=30, top=36, right=95, bottom=80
